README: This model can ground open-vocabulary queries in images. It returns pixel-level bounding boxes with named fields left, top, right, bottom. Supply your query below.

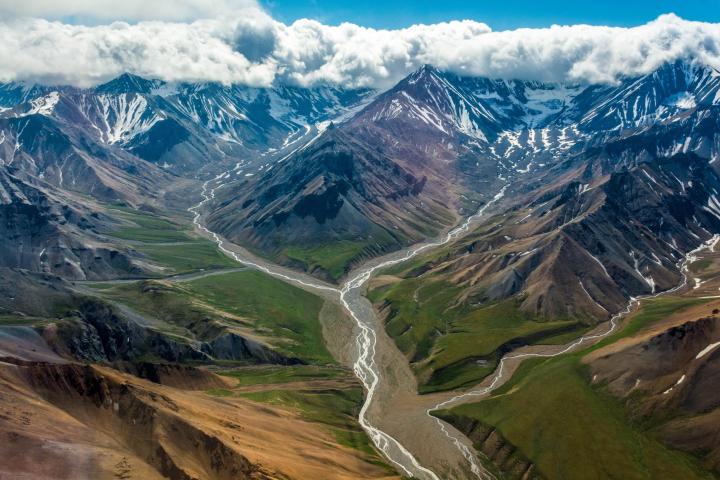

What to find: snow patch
left=21, top=91, right=60, bottom=116
left=696, top=341, right=720, bottom=360
left=662, top=374, right=686, bottom=395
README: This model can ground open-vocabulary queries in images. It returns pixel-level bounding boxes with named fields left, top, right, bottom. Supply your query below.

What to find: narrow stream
left=189, top=162, right=507, bottom=478
left=424, top=234, right=720, bottom=480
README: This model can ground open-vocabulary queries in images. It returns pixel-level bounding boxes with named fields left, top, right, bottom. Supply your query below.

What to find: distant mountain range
left=0, top=73, right=372, bottom=175
left=0, top=74, right=371, bottom=279
left=1, top=58, right=719, bottom=294
left=205, top=60, right=720, bottom=287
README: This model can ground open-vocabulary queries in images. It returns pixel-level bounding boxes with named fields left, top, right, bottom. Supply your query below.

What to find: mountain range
left=2, top=57, right=719, bottom=339
left=2, top=56, right=720, bottom=479
left=205, top=60, right=720, bottom=286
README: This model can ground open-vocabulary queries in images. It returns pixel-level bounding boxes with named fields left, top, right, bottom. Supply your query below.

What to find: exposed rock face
left=590, top=314, right=720, bottom=472
left=435, top=412, right=544, bottom=480
left=201, top=332, right=298, bottom=364
left=385, top=152, right=720, bottom=323
left=0, top=170, right=146, bottom=281
left=514, top=152, right=720, bottom=317
left=0, top=111, right=172, bottom=204
left=207, top=127, right=460, bottom=278
left=0, top=268, right=78, bottom=316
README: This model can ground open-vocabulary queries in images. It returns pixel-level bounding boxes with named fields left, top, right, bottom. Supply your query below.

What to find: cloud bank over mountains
left=0, top=2, right=719, bottom=89
left=0, top=0, right=259, bottom=22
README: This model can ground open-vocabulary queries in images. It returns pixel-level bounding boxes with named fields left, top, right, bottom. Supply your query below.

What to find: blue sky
left=261, top=0, right=720, bottom=29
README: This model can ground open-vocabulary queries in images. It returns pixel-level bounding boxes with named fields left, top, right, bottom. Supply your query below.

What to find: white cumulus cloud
left=0, top=0, right=261, bottom=23
left=0, top=12, right=719, bottom=89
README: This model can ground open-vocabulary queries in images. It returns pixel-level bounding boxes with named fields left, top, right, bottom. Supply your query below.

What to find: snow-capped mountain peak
left=575, top=59, right=720, bottom=131
left=95, top=73, right=165, bottom=95
left=0, top=73, right=374, bottom=173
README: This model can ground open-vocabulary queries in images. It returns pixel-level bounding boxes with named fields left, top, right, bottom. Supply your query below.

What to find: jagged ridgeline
left=1, top=56, right=720, bottom=480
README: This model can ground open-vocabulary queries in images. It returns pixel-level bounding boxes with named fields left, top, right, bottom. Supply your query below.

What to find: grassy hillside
left=217, top=365, right=348, bottom=386
left=106, top=205, right=194, bottom=243
left=279, top=226, right=398, bottom=282
left=282, top=240, right=370, bottom=281
left=95, top=270, right=332, bottom=364
left=103, top=205, right=238, bottom=274
left=435, top=295, right=716, bottom=480
left=239, top=387, right=378, bottom=457
left=206, top=365, right=394, bottom=473
left=369, top=277, right=587, bottom=393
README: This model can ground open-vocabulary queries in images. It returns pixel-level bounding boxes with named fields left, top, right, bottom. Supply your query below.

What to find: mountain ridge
left=203, top=59, right=720, bottom=281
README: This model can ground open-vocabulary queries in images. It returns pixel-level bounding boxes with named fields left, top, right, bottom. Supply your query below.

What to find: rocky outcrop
left=201, top=332, right=299, bottom=365
left=0, top=268, right=77, bottom=317
left=435, top=412, right=544, bottom=480
left=0, top=271, right=297, bottom=366
left=0, top=169, right=147, bottom=281
left=40, top=299, right=210, bottom=363
left=590, top=313, right=720, bottom=472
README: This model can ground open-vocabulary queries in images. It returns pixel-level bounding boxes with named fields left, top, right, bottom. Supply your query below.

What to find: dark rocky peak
left=94, top=73, right=165, bottom=95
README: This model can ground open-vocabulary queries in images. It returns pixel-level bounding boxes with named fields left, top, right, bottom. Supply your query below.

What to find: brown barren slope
left=0, top=360, right=396, bottom=480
